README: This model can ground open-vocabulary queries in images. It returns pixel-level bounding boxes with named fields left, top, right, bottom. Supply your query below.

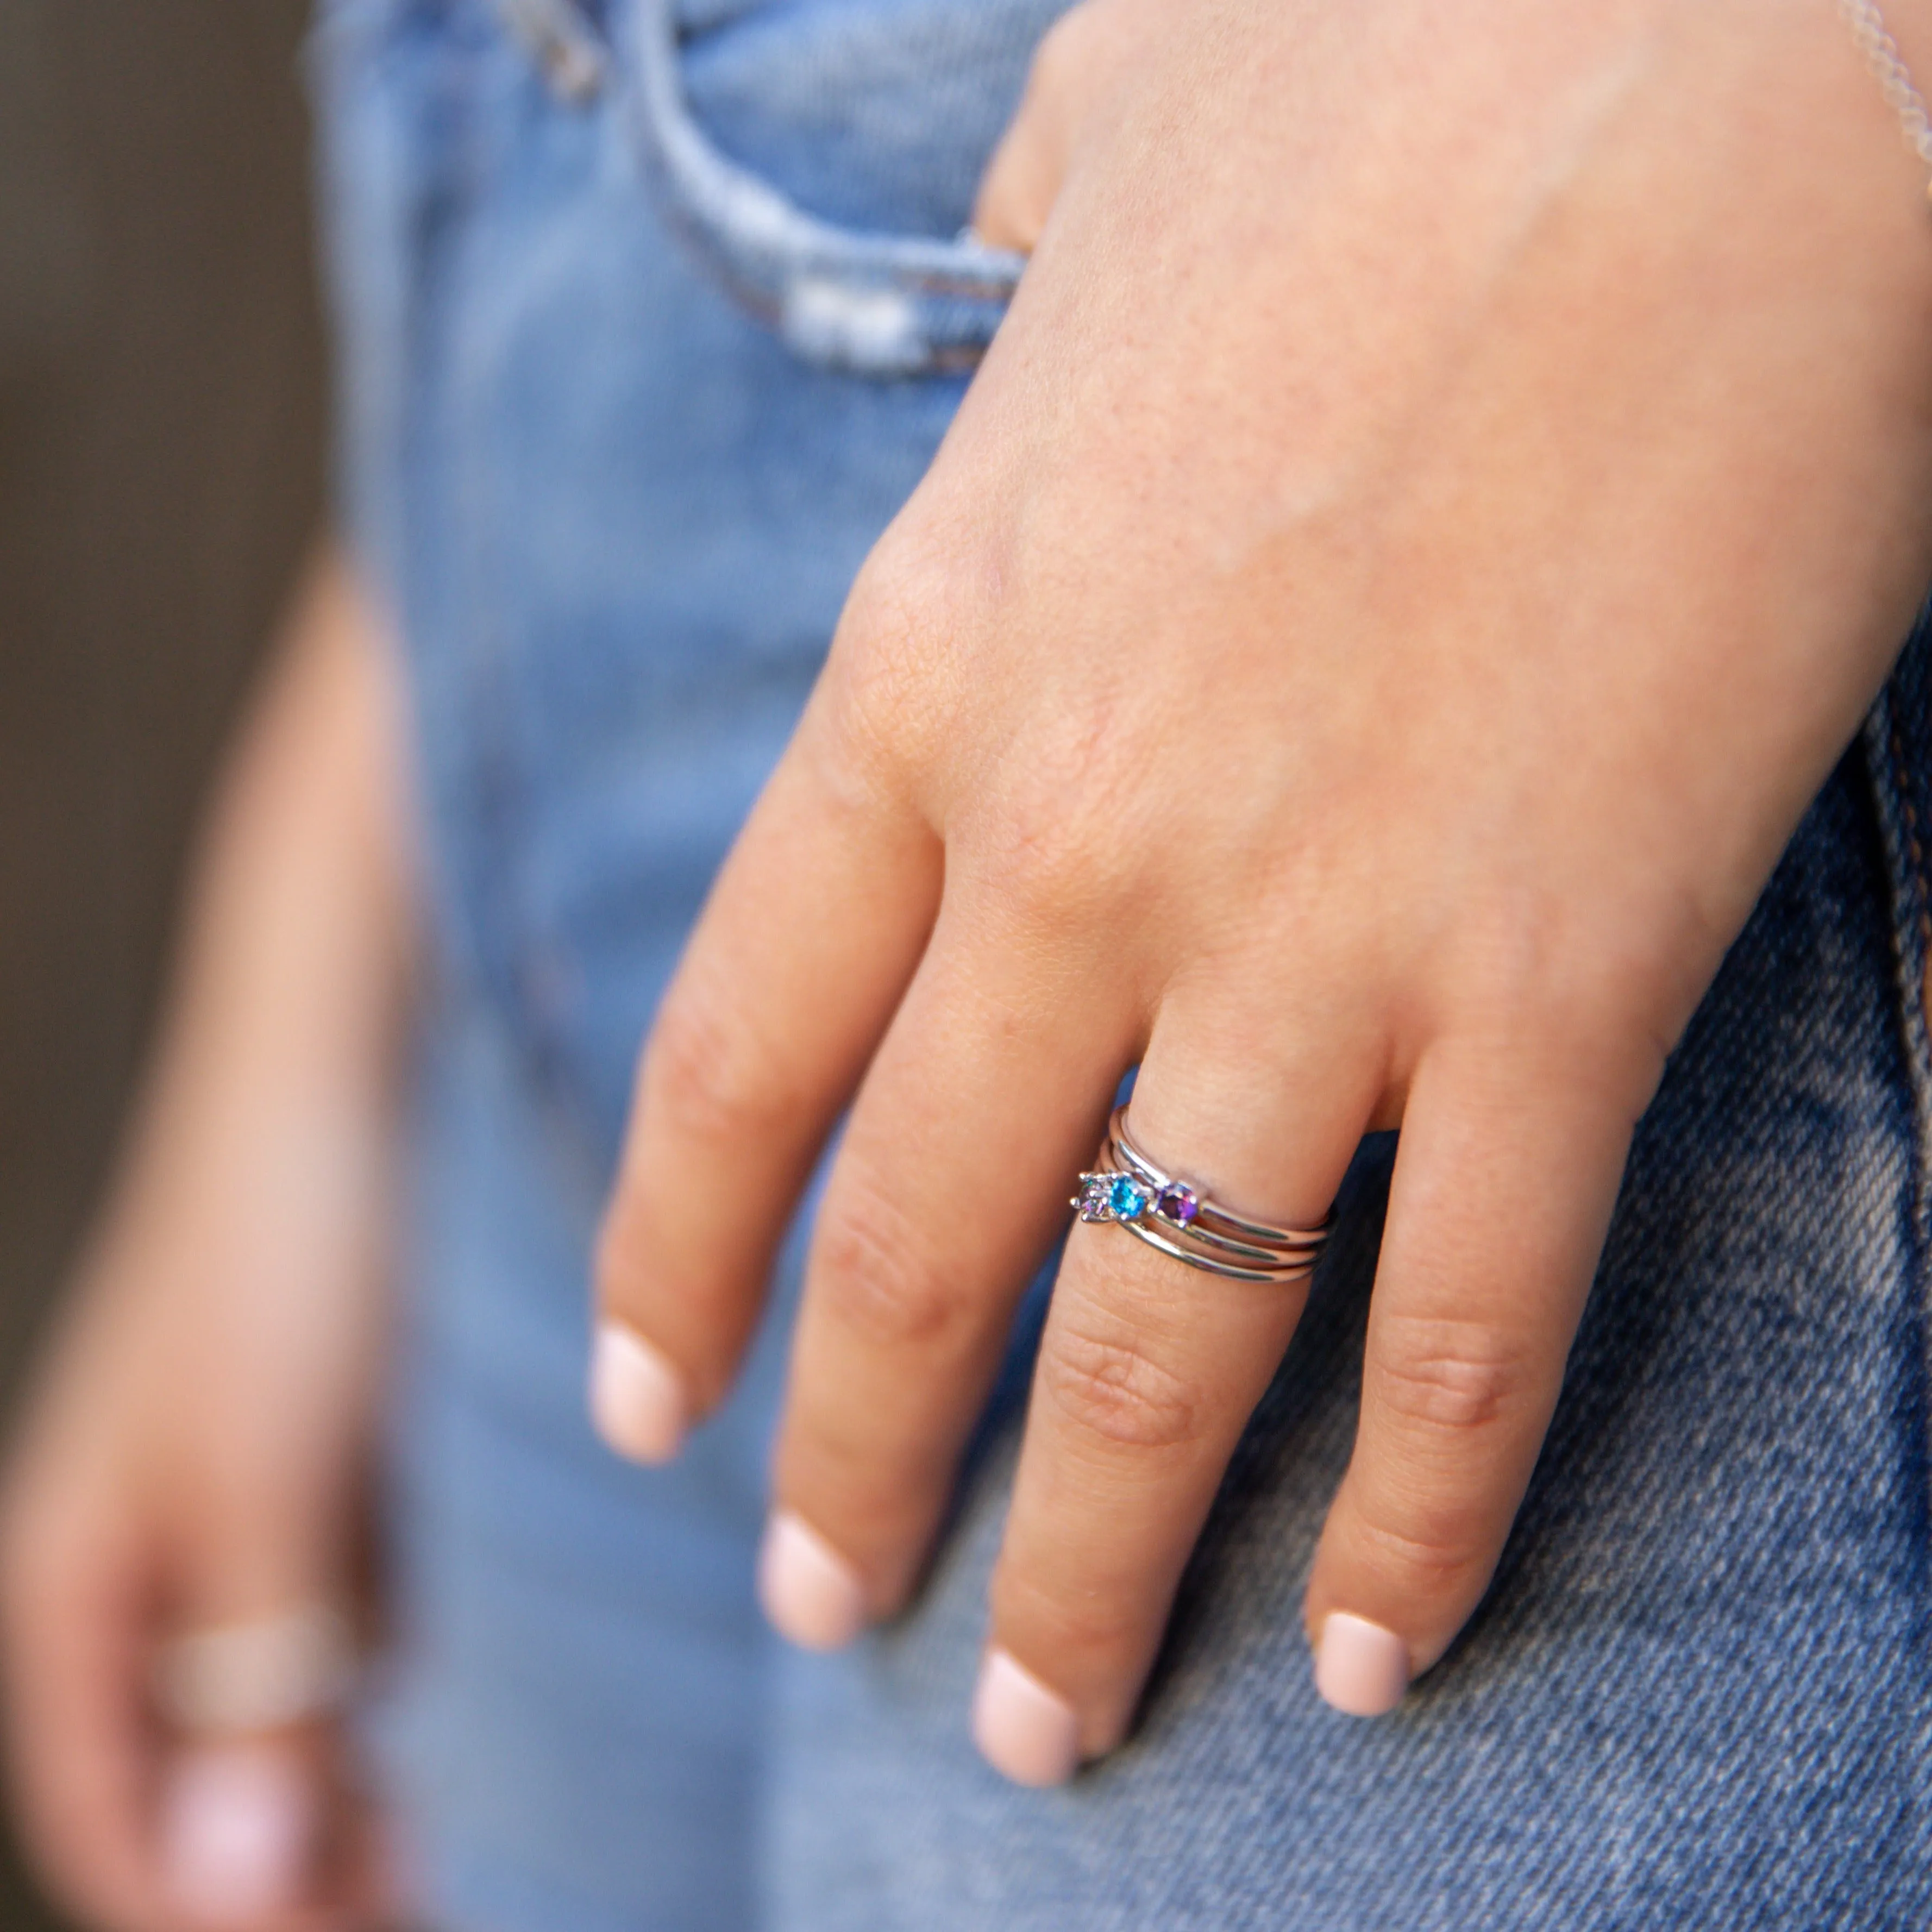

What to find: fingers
left=972, top=1001, right=1380, bottom=1784
left=1302, top=1034, right=1640, bottom=1716
left=971, top=0, right=1159, bottom=253
left=971, top=103, right=1062, bottom=254
left=147, top=1597, right=368, bottom=1932
left=593, top=688, right=942, bottom=1460
left=148, top=1369, right=373, bottom=1929
left=970, top=1, right=1081, bottom=252
left=2, top=1402, right=375, bottom=1931
left=759, top=914, right=1134, bottom=1648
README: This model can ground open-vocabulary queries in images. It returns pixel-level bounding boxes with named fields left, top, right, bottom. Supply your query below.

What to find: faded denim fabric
left=313, top=0, right=1932, bottom=1925
left=312, top=1, right=1058, bottom=1925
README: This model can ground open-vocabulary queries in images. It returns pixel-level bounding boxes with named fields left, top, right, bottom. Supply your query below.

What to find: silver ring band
left=1070, top=1105, right=1333, bottom=1284
left=152, top=1604, right=357, bottom=1736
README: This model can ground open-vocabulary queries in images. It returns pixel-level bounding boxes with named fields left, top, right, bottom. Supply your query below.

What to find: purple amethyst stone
left=1157, top=1183, right=1200, bottom=1226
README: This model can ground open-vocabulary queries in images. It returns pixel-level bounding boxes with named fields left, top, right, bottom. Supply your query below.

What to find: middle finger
left=760, top=909, right=1136, bottom=1649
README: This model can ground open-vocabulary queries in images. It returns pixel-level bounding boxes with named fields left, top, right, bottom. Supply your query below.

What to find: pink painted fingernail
left=589, top=1321, right=687, bottom=1463
left=971, top=1648, right=1081, bottom=1787
left=758, top=1511, right=868, bottom=1651
left=159, top=1746, right=311, bottom=1925
left=1314, top=1611, right=1410, bottom=1717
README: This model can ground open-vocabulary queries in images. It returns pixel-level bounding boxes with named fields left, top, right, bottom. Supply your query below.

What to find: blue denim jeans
left=313, top=2, right=1932, bottom=1925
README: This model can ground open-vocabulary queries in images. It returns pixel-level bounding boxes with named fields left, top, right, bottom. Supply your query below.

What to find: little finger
left=1302, top=1036, right=1643, bottom=1716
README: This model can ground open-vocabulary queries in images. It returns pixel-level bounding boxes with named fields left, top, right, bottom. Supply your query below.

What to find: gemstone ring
left=1070, top=1105, right=1332, bottom=1285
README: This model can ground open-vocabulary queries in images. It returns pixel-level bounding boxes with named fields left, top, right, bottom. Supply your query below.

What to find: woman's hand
left=2, top=553, right=412, bottom=1925
left=594, top=0, right=1932, bottom=1783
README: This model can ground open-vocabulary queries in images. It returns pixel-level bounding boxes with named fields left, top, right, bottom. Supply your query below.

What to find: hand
left=2, top=554, right=410, bottom=1924
left=593, top=0, right=1932, bottom=1784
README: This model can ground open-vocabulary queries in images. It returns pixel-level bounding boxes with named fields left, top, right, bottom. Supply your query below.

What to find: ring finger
left=973, top=991, right=1379, bottom=1784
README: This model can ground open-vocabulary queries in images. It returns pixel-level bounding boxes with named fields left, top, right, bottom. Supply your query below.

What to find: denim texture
left=312, top=0, right=1059, bottom=1924
left=314, top=0, right=1932, bottom=1923
left=624, top=0, right=1033, bottom=371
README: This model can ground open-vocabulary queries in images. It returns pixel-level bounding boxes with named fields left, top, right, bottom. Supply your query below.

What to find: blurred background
left=0, top=2, right=326, bottom=1921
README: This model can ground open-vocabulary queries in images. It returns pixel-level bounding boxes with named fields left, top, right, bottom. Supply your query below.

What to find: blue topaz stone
left=1073, top=1171, right=1155, bottom=1223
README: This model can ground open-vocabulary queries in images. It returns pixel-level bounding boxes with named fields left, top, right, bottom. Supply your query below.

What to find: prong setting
left=1068, top=1108, right=1334, bottom=1285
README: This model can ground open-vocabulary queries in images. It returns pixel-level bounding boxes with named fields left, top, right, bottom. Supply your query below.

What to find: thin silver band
left=1109, top=1108, right=1328, bottom=1250
left=1070, top=1106, right=1333, bottom=1285
left=1108, top=1211, right=1325, bottom=1285
left=152, top=1604, right=357, bottom=1736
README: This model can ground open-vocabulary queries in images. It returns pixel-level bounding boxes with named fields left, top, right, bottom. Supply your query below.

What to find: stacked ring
left=152, top=1604, right=357, bottom=1736
left=1071, top=1105, right=1331, bottom=1284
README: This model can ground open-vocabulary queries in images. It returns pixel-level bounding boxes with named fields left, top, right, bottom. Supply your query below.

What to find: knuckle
left=1040, top=1316, right=1205, bottom=1453
left=1348, top=1488, right=1496, bottom=1600
left=644, top=969, right=797, bottom=1152
left=990, top=1559, right=1144, bottom=1670
left=1371, top=1314, right=1531, bottom=1438
left=814, top=1183, right=980, bottom=1356
left=825, top=528, right=978, bottom=783
left=591, top=1201, right=649, bottom=1307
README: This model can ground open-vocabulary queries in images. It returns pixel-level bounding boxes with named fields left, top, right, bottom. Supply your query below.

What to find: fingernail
left=589, top=1321, right=687, bottom=1463
left=1313, top=1611, right=1410, bottom=1717
left=971, top=1648, right=1081, bottom=1787
left=159, top=1747, right=311, bottom=1925
left=758, top=1510, right=868, bottom=1651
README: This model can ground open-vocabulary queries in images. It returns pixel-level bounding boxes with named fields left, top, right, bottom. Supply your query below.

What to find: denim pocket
left=596, top=0, right=1064, bottom=374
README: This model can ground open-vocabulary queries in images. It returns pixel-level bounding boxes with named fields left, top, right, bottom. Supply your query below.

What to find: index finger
left=592, top=681, right=942, bottom=1459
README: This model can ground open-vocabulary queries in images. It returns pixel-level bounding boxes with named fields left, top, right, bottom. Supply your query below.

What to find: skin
left=0, top=550, right=411, bottom=1931
left=11, top=11, right=1932, bottom=1921
left=595, top=0, right=1932, bottom=1774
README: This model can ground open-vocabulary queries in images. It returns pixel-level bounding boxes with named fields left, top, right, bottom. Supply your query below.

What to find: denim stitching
left=1860, top=614, right=1932, bottom=1828
left=490, top=0, right=1026, bottom=369
left=620, top=0, right=1023, bottom=371
left=1866, top=622, right=1932, bottom=1146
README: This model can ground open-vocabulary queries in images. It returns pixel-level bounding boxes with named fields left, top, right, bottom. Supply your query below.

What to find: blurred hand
left=594, top=0, right=1932, bottom=1783
left=3, top=553, right=411, bottom=1926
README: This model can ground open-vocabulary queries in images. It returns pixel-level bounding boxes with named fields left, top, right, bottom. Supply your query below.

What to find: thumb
left=970, top=5, right=1097, bottom=252
left=970, top=0, right=1170, bottom=253
left=972, top=89, right=1068, bottom=254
